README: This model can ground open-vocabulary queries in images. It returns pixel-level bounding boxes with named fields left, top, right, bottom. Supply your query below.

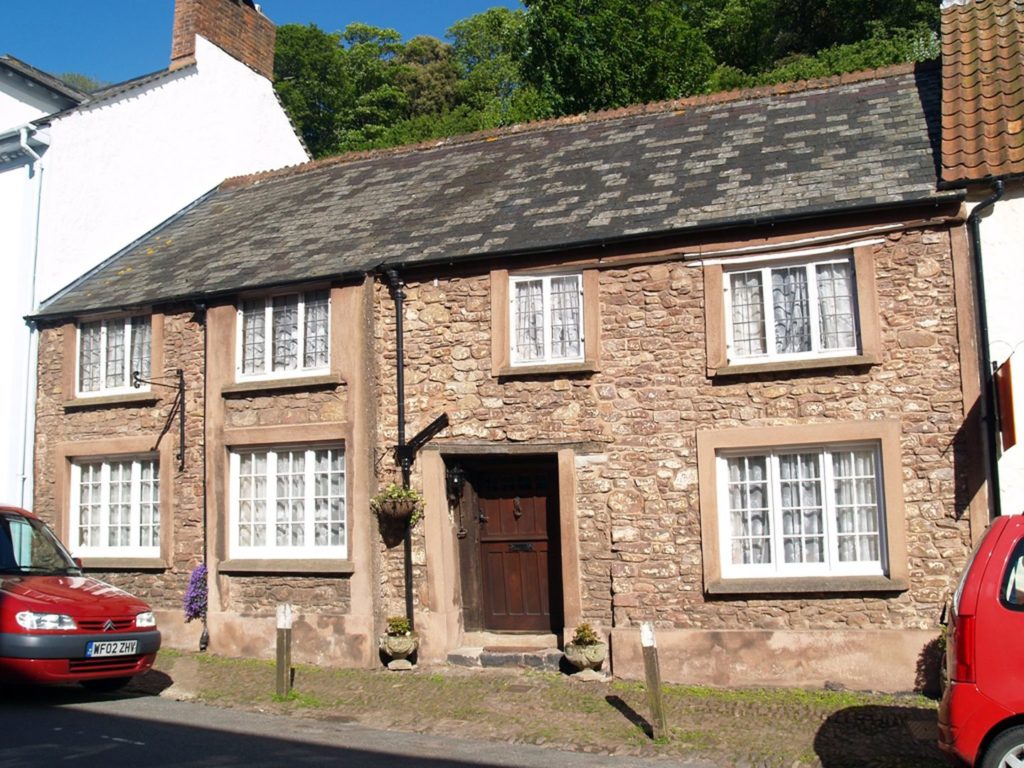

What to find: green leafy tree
left=275, top=1, right=942, bottom=158
left=447, top=7, right=549, bottom=125
left=274, top=24, right=349, bottom=157
left=394, top=35, right=460, bottom=118
left=59, top=72, right=108, bottom=93
left=523, top=0, right=716, bottom=115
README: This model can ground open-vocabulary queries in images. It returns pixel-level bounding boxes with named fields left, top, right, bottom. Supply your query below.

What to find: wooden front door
left=456, top=458, right=562, bottom=632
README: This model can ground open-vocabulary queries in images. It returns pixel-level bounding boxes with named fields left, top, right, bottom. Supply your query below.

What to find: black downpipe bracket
left=386, top=269, right=415, bottom=629
left=967, top=180, right=1005, bottom=519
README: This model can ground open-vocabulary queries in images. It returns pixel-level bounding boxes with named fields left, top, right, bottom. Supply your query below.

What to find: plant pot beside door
left=564, top=623, right=608, bottom=680
left=379, top=616, right=418, bottom=670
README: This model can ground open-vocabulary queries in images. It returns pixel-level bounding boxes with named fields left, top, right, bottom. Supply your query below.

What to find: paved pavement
left=0, top=688, right=715, bottom=768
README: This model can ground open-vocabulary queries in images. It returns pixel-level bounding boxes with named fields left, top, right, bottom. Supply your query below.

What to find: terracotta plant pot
left=564, top=641, right=608, bottom=672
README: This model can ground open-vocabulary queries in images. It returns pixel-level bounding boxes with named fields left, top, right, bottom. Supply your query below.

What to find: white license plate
left=86, top=640, right=138, bottom=658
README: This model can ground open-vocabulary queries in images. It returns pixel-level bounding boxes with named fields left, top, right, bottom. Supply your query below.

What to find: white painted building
left=967, top=191, right=1024, bottom=514
left=0, top=0, right=308, bottom=506
left=941, top=0, right=1024, bottom=517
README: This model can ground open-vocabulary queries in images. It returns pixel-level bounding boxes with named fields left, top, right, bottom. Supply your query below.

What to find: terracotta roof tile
left=941, top=0, right=1024, bottom=181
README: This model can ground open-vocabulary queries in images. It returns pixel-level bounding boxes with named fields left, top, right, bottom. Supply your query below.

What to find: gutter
left=967, top=180, right=1005, bottom=518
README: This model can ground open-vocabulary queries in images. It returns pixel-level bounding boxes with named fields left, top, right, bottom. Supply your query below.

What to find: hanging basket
left=371, top=483, right=424, bottom=530
left=376, top=498, right=418, bottom=522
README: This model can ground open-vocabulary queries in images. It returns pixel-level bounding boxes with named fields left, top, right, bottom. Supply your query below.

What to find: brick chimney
left=170, top=0, right=276, bottom=80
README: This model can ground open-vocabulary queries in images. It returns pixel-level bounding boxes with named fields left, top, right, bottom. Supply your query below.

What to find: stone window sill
left=218, top=558, right=355, bottom=575
left=497, top=359, right=599, bottom=379
left=78, top=557, right=167, bottom=571
left=64, top=392, right=160, bottom=411
left=221, top=373, right=344, bottom=397
left=705, top=575, right=908, bottom=596
left=710, top=354, right=879, bottom=378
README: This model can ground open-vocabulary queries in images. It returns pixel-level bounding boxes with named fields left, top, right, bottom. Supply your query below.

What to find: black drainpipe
left=196, top=301, right=210, bottom=651
left=385, top=269, right=415, bottom=628
left=967, top=180, right=1005, bottom=519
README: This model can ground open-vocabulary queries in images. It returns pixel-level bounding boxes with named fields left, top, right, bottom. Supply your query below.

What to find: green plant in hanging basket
left=370, top=483, right=424, bottom=527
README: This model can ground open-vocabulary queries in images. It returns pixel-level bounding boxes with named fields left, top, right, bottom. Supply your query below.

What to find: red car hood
left=0, top=574, right=150, bottom=617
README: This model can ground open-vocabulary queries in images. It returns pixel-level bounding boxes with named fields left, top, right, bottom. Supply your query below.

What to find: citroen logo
left=103, top=619, right=116, bottom=632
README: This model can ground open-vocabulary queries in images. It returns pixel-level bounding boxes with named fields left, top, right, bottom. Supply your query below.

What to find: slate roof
left=36, top=63, right=956, bottom=320
left=941, top=0, right=1024, bottom=182
left=0, top=55, right=89, bottom=105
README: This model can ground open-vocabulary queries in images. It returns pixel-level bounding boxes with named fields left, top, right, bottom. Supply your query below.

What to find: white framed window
left=724, top=253, right=858, bottom=363
left=69, top=457, right=160, bottom=557
left=509, top=273, right=584, bottom=365
left=77, top=316, right=151, bottom=395
left=237, top=290, right=330, bottom=379
left=229, top=445, right=347, bottom=559
left=717, top=442, right=886, bottom=579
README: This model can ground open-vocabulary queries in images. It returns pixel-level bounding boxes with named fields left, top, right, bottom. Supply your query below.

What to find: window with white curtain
left=510, top=274, right=583, bottom=365
left=718, top=443, right=885, bottom=578
left=725, top=254, right=858, bottom=363
left=69, top=457, right=160, bottom=557
left=237, top=290, right=330, bottom=379
left=229, top=445, right=346, bottom=559
left=77, top=316, right=151, bottom=395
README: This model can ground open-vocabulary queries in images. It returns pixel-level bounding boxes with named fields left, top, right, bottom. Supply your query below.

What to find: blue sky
left=3, top=1, right=521, bottom=85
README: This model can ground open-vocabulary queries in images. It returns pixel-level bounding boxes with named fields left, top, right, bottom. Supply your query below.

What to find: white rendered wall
left=0, top=160, right=38, bottom=505
left=0, top=80, right=59, bottom=133
left=968, top=185, right=1024, bottom=515
left=35, top=35, right=307, bottom=303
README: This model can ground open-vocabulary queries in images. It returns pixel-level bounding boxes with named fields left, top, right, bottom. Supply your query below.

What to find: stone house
left=0, top=0, right=307, bottom=508
left=30, top=61, right=986, bottom=691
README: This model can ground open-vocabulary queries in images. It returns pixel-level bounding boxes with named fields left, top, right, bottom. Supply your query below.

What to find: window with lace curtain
left=237, top=290, right=330, bottom=379
left=510, top=274, right=584, bottom=365
left=228, top=445, right=347, bottom=559
left=725, top=254, right=859, bottom=363
left=69, top=457, right=160, bottom=557
left=718, top=443, right=886, bottom=579
left=77, top=315, right=151, bottom=396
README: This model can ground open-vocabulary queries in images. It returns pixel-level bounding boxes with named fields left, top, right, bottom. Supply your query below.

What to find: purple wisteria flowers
left=183, top=563, right=207, bottom=623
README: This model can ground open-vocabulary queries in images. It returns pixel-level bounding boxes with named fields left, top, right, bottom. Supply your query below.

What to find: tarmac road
left=0, top=687, right=716, bottom=768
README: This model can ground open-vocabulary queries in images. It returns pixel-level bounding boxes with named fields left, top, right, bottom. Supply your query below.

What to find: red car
left=0, top=506, right=160, bottom=690
left=939, top=514, right=1024, bottom=767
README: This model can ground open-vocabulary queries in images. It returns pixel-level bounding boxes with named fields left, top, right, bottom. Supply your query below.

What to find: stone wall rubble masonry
left=34, top=309, right=206, bottom=614
left=33, top=218, right=974, bottom=680
left=373, top=226, right=972, bottom=636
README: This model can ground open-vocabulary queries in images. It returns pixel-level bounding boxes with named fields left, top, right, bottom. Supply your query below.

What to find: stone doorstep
left=460, top=631, right=558, bottom=649
left=447, top=646, right=564, bottom=671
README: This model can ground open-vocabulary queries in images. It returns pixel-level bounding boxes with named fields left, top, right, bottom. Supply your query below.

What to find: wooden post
left=641, top=622, right=669, bottom=741
left=276, top=603, right=293, bottom=697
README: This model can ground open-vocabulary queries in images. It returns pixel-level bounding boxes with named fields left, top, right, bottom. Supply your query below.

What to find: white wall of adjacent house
left=0, top=159, right=41, bottom=509
left=967, top=187, right=1024, bottom=515
left=0, top=34, right=307, bottom=507
left=0, top=78, right=59, bottom=132
left=0, top=73, right=53, bottom=509
left=34, top=35, right=307, bottom=302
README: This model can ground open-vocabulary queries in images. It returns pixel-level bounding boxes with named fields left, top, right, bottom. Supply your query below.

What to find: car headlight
left=16, top=611, right=77, bottom=631
left=135, top=611, right=157, bottom=628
